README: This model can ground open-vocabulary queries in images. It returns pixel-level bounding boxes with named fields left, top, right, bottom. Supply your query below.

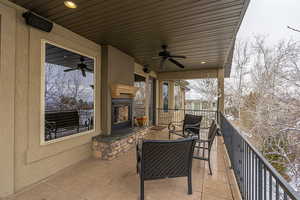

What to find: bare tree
left=288, top=26, right=300, bottom=33
left=245, top=36, right=299, bottom=190
left=226, top=40, right=251, bottom=120
left=45, top=63, right=94, bottom=111
left=187, top=78, right=218, bottom=110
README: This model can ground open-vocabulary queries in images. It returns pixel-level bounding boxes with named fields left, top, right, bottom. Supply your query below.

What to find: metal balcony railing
left=156, top=108, right=218, bottom=129
left=220, top=113, right=300, bottom=200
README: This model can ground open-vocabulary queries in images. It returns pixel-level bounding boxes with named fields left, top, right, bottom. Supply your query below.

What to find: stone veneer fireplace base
left=92, top=127, right=148, bottom=160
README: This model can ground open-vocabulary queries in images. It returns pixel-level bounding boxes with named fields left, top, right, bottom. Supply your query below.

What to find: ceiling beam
left=157, top=68, right=219, bottom=80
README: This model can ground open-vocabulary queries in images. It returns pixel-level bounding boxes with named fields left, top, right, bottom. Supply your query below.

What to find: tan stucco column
left=168, top=80, right=175, bottom=109
left=217, top=68, right=225, bottom=113
left=0, top=3, right=16, bottom=197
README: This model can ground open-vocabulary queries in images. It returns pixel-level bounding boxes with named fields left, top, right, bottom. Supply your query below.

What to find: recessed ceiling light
left=64, top=1, right=77, bottom=9
left=201, top=61, right=207, bottom=64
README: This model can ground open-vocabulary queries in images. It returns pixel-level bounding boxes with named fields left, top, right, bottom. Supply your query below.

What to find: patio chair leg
left=208, top=152, right=212, bottom=175
left=187, top=174, right=192, bottom=195
left=140, top=178, right=144, bottom=200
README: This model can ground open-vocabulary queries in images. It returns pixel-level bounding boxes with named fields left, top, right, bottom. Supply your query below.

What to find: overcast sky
left=237, top=0, right=300, bottom=43
left=186, top=0, right=300, bottom=100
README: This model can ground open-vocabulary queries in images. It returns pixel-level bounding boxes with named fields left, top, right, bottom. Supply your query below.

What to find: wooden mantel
left=111, top=83, right=138, bottom=98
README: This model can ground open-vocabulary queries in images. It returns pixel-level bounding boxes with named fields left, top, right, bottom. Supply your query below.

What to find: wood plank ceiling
left=10, top=0, right=250, bottom=76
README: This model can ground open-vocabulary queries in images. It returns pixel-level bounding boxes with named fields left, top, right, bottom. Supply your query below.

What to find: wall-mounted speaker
left=23, top=12, right=53, bottom=32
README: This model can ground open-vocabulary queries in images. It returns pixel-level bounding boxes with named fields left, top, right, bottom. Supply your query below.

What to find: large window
left=163, top=82, right=169, bottom=111
left=42, top=42, right=95, bottom=143
left=133, top=74, right=146, bottom=121
left=174, top=84, right=183, bottom=109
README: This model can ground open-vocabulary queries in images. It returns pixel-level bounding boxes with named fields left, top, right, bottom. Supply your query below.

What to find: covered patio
left=1, top=0, right=299, bottom=198
left=7, top=1, right=300, bottom=200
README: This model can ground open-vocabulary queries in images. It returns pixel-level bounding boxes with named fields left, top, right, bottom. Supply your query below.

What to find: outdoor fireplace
left=111, top=98, right=133, bottom=134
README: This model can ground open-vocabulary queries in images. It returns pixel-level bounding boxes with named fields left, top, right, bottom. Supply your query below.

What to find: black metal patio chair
left=193, top=120, right=219, bottom=175
left=168, top=114, right=202, bottom=139
left=136, top=137, right=196, bottom=200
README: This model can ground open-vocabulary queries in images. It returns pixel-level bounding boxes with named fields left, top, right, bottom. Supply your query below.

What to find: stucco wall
left=0, top=2, right=102, bottom=194
left=108, top=45, right=134, bottom=85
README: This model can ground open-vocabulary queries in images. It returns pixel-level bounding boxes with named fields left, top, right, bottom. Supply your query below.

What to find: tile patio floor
left=4, top=129, right=240, bottom=200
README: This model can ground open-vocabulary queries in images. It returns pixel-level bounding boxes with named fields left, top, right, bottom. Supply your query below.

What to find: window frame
left=40, top=40, right=96, bottom=145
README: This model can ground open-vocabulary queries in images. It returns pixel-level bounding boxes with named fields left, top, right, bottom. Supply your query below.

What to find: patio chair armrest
left=184, top=123, right=201, bottom=129
left=168, top=120, right=184, bottom=131
left=185, top=129, right=201, bottom=138
left=168, top=122, right=176, bottom=132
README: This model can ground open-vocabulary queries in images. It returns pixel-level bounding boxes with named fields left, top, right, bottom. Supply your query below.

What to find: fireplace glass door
left=111, top=98, right=133, bottom=133
left=113, top=105, right=129, bottom=124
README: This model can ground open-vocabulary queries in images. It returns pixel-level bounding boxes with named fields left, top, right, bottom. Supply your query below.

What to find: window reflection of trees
left=134, top=75, right=146, bottom=119
left=45, top=63, right=94, bottom=111
left=163, top=82, right=168, bottom=111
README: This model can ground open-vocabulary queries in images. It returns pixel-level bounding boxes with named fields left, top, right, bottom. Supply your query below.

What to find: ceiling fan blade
left=84, top=67, right=93, bottom=72
left=169, top=55, right=186, bottom=59
left=169, top=58, right=185, bottom=68
left=64, top=68, right=77, bottom=72
left=81, top=69, right=86, bottom=77
left=78, top=63, right=87, bottom=68
left=160, top=57, right=167, bottom=70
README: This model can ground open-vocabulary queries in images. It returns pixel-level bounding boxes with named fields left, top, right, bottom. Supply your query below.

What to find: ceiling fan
left=154, top=45, right=186, bottom=70
left=64, top=56, right=92, bottom=77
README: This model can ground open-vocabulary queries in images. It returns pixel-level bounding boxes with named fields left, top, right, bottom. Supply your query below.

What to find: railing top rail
left=220, top=112, right=300, bottom=199
left=157, top=108, right=217, bottom=113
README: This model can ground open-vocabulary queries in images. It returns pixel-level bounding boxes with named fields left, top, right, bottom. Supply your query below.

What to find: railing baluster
left=264, top=165, right=267, bottom=200
left=251, top=152, right=255, bottom=199
left=247, top=144, right=250, bottom=200
left=258, top=159, right=263, bottom=200
left=269, top=172, right=272, bottom=200
left=246, top=144, right=250, bottom=200
left=256, top=156, right=259, bottom=200
left=276, top=179, right=279, bottom=200
left=284, top=192, right=288, bottom=200
left=242, top=140, right=245, bottom=199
